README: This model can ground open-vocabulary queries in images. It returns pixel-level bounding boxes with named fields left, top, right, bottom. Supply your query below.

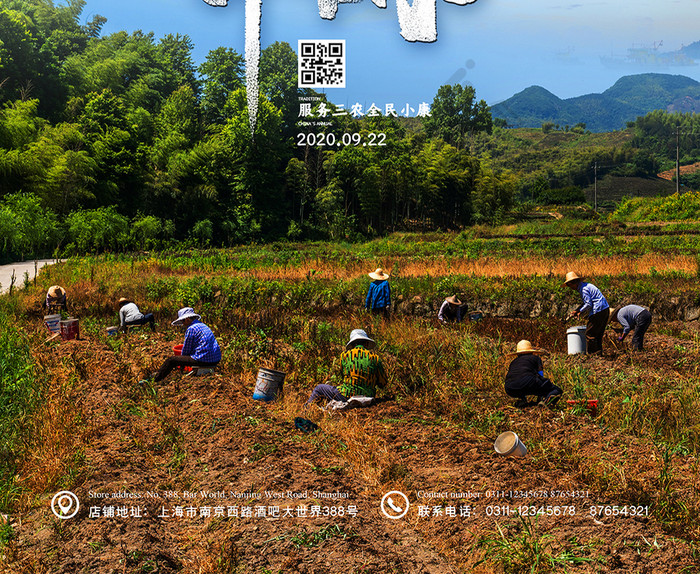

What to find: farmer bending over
left=306, top=329, right=387, bottom=405
left=505, top=340, right=562, bottom=407
left=118, top=297, right=156, bottom=332
left=564, top=271, right=610, bottom=355
left=152, top=307, right=220, bottom=382
left=610, top=305, right=652, bottom=351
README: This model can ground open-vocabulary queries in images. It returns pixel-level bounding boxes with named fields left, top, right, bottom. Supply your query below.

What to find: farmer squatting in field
left=438, top=295, right=469, bottom=324
left=151, top=307, right=221, bottom=382
left=504, top=340, right=563, bottom=407
left=305, top=329, right=388, bottom=406
left=564, top=271, right=610, bottom=355
left=118, top=297, right=156, bottom=333
left=43, top=285, right=68, bottom=313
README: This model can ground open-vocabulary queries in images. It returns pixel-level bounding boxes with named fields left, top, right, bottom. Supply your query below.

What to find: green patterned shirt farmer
left=305, top=329, right=388, bottom=405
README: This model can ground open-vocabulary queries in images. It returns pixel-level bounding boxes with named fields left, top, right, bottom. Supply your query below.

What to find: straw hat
left=609, top=307, right=620, bottom=322
left=446, top=295, right=462, bottom=306
left=346, top=329, right=376, bottom=350
left=118, top=297, right=131, bottom=307
left=48, top=285, right=65, bottom=298
left=368, top=268, right=389, bottom=281
left=171, top=307, right=201, bottom=326
left=563, top=271, right=582, bottom=285
left=508, top=340, right=545, bottom=357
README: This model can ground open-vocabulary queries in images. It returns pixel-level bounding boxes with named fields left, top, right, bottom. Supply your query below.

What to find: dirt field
left=5, top=311, right=700, bottom=573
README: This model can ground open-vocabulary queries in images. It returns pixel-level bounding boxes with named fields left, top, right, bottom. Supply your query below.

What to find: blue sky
left=81, top=0, right=700, bottom=108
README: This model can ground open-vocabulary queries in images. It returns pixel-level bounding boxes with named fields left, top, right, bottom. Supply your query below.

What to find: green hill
left=491, top=73, right=700, bottom=132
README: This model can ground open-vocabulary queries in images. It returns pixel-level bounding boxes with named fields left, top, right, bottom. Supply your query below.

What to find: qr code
left=298, top=40, right=346, bottom=88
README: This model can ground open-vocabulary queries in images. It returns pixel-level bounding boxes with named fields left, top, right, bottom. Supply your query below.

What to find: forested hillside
left=1, top=0, right=700, bottom=263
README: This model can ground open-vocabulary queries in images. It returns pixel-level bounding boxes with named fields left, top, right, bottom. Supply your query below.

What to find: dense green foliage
left=1, top=1, right=699, bottom=263
left=0, top=302, right=42, bottom=510
left=0, top=0, right=513, bottom=261
left=612, top=191, right=700, bottom=222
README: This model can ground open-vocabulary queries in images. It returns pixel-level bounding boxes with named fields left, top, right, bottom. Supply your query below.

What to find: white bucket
left=44, top=314, right=61, bottom=334
left=494, top=431, right=527, bottom=457
left=253, top=368, right=286, bottom=402
left=567, top=326, right=587, bottom=354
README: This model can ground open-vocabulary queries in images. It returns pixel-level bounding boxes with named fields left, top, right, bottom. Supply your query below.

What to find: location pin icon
left=58, top=495, right=73, bottom=515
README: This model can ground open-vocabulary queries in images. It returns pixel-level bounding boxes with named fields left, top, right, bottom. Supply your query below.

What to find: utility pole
left=593, top=161, right=597, bottom=212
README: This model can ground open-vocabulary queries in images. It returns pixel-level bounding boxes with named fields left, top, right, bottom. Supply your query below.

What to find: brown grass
left=118, top=253, right=699, bottom=282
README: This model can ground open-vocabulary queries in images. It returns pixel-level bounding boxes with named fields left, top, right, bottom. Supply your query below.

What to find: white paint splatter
left=245, top=0, right=261, bottom=136
left=396, top=0, right=436, bottom=42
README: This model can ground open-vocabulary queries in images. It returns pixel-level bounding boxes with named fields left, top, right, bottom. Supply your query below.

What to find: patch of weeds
left=245, top=416, right=260, bottom=426
left=249, top=443, right=278, bottom=462
left=306, top=463, right=345, bottom=476
left=476, top=516, right=595, bottom=573
left=654, top=444, right=692, bottom=532
left=87, top=540, right=104, bottom=553
left=288, top=524, right=355, bottom=548
left=168, top=444, right=187, bottom=472
left=0, top=522, right=15, bottom=547
left=380, top=463, right=410, bottom=483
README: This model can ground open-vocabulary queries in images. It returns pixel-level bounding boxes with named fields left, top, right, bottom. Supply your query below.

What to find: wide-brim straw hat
left=368, top=268, right=389, bottom=281
left=507, top=339, right=545, bottom=357
left=118, top=297, right=131, bottom=307
left=446, top=295, right=462, bottom=305
left=48, top=285, right=65, bottom=298
left=609, top=307, right=620, bottom=322
left=172, top=307, right=201, bottom=326
left=346, top=329, right=376, bottom=350
left=563, top=271, right=583, bottom=285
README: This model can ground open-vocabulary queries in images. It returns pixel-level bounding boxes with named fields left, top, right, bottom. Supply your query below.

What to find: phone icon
left=386, top=497, right=404, bottom=514
left=381, top=491, right=409, bottom=519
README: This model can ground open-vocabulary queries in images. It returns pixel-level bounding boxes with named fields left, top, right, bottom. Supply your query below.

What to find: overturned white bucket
left=494, top=431, right=527, bottom=457
left=567, top=325, right=587, bottom=355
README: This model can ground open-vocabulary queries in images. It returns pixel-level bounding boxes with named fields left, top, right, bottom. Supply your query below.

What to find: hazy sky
left=80, top=0, right=700, bottom=107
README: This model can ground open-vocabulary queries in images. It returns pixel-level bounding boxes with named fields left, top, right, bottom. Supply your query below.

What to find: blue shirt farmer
left=182, top=320, right=221, bottom=363
left=577, top=282, right=609, bottom=316
left=365, top=280, right=391, bottom=310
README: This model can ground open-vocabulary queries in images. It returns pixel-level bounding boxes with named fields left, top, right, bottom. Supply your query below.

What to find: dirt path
left=0, top=259, right=64, bottom=294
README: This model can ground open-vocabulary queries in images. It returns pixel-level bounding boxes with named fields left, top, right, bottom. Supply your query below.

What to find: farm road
left=0, top=259, right=63, bottom=294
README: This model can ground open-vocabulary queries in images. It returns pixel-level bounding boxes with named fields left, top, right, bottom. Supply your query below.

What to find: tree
left=157, top=33, right=200, bottom=98
left=423, top=84, right=492, bottom=148
left=198, top=47, right=245, bottom=125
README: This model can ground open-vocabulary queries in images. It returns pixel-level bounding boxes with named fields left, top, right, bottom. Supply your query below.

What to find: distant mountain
left=491, top=73, right=700, bottom=132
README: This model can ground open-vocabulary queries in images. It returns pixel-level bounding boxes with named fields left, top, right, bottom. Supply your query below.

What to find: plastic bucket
left=173, top=344, right=191, bottom=372
left=567, top=326, right=587, bottom=354
left=253, top=368, right=286, bottom=402
left=44, top=314, right=61, bottom=334
left=60, top=318, right=79, bottom=341
left=494, top=431, right=527, bottom=457
left=106, top=326, right=119, bottom=336
left=469, top=312, right=483, bottom=322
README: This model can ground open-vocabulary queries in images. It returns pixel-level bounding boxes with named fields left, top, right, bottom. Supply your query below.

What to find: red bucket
left=173, top=344, right=191, bottom=372
left=60, top=318, right=79, bottom=341
left=566, top=399, right=598, bottom=416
